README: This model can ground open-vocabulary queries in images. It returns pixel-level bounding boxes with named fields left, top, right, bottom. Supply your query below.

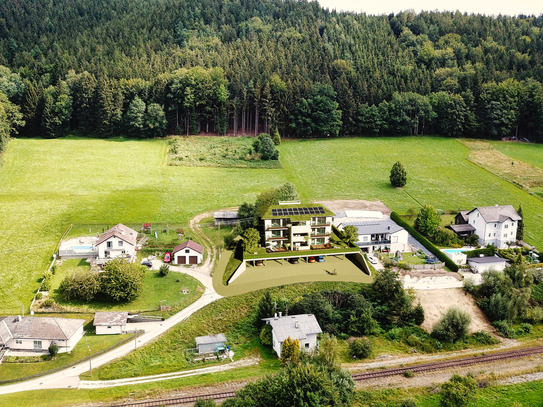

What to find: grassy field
left=43, top=259, right=203, bottom=316
left=168, top=136, right=282, bottom=168
left=0, top=332, right=127, bottom=383
left=2, top=136, right=543, bottom=311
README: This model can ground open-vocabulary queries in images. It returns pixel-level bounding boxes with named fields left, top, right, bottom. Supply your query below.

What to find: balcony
left=356, top=239, right=391, bottom=246
left=267, top=225, right=289, bottom=230
left=267, top=236, right=288, bottom=241
left=311, top=222, right=330, bottom=227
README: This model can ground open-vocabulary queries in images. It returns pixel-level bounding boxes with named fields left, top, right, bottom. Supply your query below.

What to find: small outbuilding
left=262, top=314, right=322, bottom=358
left=468, top=255, right=509, bottom=273
left=195, top=333, right=227, bottom=354
left=93, top=312, right=129, bottom=335
left=172, top=240, right=204, bottom=265
left=213, top=211, right=240, bottom=226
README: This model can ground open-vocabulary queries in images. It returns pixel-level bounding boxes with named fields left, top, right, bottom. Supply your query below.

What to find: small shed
left=214, top=211, right=240, bottom=226
left=172, top=240, right=204, bottom=265
left=195, top=333, right=227, bottom=354
left=468, top=256, right=509, bottom=273
left=142, top=223, right=152, bottom=233
left=93, top=312, right=129, bottom=335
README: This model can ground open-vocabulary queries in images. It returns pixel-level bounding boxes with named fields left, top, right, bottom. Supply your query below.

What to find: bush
left=101, top=258, right=145, bottom=302
left=406, top=334, right=422, bottom=347
left=260, top=324, right=273, bottom=346
left=159, top=264, right=170, bottom=276
left=258, top=134, right=279, bottom=160
left=434, top=227, right=457, bottom=246
left=469, top=331, right=499, bottom=345
left=349, top=338, right=373, bottom=359
left=413, top=302, right=425, bottom=325
left=41, top=271, right=53, bottom=291
left=42, top=299, right=55, bottom=307
left=48, top=343, right=59, bottom=356
left=35, top=292, right=43, bottom=300
left=520, top=323, right=532, bottom=334
left=525, top=306, right=543, bottom=323
left=403, top=370, right=414, bottom=378
left=439, top=374, right=477, bottom=407
left=399, top=400, right=417, bottom=407
left=432, top=307, right=471, bottom=343
left=463, top=278, right=477, bottom=295
left=391, top=212, right=459, bottom=272
left=59, top=269, right=101, bottom=302
left=492, top=320, right=516, bottom=338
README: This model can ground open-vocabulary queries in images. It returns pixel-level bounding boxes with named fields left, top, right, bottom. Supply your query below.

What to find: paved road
left=0, top=268, right=222, bottom=395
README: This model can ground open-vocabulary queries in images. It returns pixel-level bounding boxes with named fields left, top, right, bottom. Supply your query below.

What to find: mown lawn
left=0, top=333, right=127, bottom=383
left=2, top=136, right=543, bottom=312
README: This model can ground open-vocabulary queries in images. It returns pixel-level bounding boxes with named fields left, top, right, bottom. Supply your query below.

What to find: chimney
left=17, top=315, right=21, bottom=322
left=274, top=313, right=277, bottom=318
left=279, top=312, right=282, bottom=318
left=295, top=320, right=299, bottom=329
left=480, top=254, right=484, bottom=257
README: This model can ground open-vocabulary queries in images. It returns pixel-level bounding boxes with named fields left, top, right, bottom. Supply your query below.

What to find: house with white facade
left=342, top=218, right=408, bottom=254
left=262, top=314, right=322, bottom=358
left=172, top=240, right=204, bottom=265
left=261, top=202, right=335, bottom=251
left=93, top=312, right=129, bottom=335
left=0, top=316, right=85, bottom=353
left=96, top=223, right=138, bottom=261
left=468, top=255, right=509, bottom=273
left=465, top=205, right=521, bottom=249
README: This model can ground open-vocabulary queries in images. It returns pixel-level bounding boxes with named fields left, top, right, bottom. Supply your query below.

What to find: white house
left=172, top=240, right=204, bottom=265
left=262, top=314, right=322, bottom=358
left=0, top=316, right=85, bottom=353
left=261, top=203, right=335, bottom=251
left=466, top=205, right=521, bottom=249
left=93, top=312, right=129, bottom=335
left=468, top=256, right=509, bottom=273
left=96, top=223, right=138, bottom=260
left=343, top=219, right=409, bottom=254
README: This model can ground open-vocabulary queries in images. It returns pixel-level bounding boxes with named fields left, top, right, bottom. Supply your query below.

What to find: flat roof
left=261, top=203, right=335, bottom=221
left=195, top=333, right=226, bottom=345
left=468, top=256, right=509, bottom=264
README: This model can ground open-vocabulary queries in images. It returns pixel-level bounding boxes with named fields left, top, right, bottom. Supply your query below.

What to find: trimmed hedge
left=464, top=246, right=496, bottom=258
left=390, top=212, right=459, bottom=272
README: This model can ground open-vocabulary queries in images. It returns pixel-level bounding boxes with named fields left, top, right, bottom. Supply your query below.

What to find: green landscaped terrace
left=213, top=250, right=372, bottom=297
left=243, top=245, right=360, bottom=260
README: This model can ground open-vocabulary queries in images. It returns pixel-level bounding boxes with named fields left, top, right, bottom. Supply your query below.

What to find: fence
left=409, top=262, right=445, bottom=270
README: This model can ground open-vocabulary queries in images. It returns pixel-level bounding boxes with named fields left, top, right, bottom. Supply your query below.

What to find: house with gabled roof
left=262, top=314, right=322, bottom=357
left=93, top=312, right=129, bottom=335
left=96, top=223, right=138, bottom=261
left=172, top=240, right=204, bottom=265
left=464, top=205, right=521, bottom=249
left=0, top=316, right=85, bottom=353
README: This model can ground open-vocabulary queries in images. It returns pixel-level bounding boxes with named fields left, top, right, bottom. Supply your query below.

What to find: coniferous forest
left=1, top=0, right=543, bottom=150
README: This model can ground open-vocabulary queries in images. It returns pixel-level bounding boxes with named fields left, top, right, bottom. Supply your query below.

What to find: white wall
left=173, top=247, right=203, bottom=264
left=96, top=325, right=124, bottom=335
left=469, top=261, right=507, bottom=273
left=97, top=237, right=135, bottom=259
left=469, top=209, right=517, bottom=249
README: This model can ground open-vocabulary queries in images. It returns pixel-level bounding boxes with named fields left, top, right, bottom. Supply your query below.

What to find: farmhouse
left=0, top=316, right=85, bottom=353
left=93, top=312, right=129, bottom=335
left=195, top=333, right=227, bottom=354
left=261, top=202, right=335, bottom=251
left=468, top=255, right=510, bottom=273
left=262, top=314, right=322, bottom=358
left=462, top=205, right=521, bottom=249
left=96, top=223, right=138, bottom=261
left=172, top=240, right=204, bottom=265
left=342, top=218, right=408, bottom=254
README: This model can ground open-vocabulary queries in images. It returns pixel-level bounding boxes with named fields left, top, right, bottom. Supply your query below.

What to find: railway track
left=112, top=345, right=543, bottom=407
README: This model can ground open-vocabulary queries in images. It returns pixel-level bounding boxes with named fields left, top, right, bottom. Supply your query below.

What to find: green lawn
left=2, top=136, right=543, bottom=312
left=491, top=140, right=543, bottom=171
left=0, top=333, right=127, bottom=383
left=45, top=259, right=203, bottom=316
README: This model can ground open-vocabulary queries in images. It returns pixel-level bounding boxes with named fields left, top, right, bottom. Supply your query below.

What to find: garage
left=189, top=256, right=198, bottom=264
left=177, top=256, right=186, bottom=264
left=172, top=240, right=204, bottom=266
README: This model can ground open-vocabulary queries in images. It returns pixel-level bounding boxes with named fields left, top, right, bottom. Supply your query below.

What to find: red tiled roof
left=96, top=223, right=138, bottom=246
left=172, top=240, right=204, bottom=255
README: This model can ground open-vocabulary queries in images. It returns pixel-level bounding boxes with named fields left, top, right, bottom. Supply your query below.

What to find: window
left=488, top=233, right=491, bottom=237
left=504, top=234, right=507, bottom=238
left=510, top=232, right=513, bottom=236
left=185, top=249, right=190, bottom=253
left=494, top=223, right=497, bottom=227
left=107, top=326, right=112, bottom=329
left=118, top=240, right=123, bottom=247
left=107, top=241, right=112, bottom=248
left=15, top=339, right=22, bottom=344
left=477, top=213, right=479, bottom=217
left=493, top=233, right=496, bottom=237
left=33, top=340, right=42, bottom=349
left=505, top=224, right=508, bottom=229
left=305, top=343, right=310, bottom=348
left=473, top=220, right=475, bottom=224
left=363, top=236, right=369, bottom=242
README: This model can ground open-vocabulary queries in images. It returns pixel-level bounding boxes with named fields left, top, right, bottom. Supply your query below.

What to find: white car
left=367, top=256, right=378, bottom=265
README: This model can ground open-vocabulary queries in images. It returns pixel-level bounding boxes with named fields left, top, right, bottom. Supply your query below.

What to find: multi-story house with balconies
left=260, top=202, right=335, bottom=251
left=466, top=205, right=521, bottom=249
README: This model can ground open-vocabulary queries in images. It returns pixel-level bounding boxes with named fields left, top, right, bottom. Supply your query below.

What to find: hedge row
left=464, top=246, right=496, bottom=258
left=390, top=212, right=459, bottom=272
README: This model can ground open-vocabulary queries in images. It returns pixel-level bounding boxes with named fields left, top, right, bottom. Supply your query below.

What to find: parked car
left=164, top=252, right=171, bottom=263
left=308, top=256, right=316, bottom=263
left=317, top=256, right=325, bottom=262
left=425, top=256, right=439, bottom=264
left=289, top=257, right=299, bottom=264
left=367, top=255, right=378, bottom=265
left=255, top=260, right=264, bottom=266
left=140, top=259, right=153, bottom=268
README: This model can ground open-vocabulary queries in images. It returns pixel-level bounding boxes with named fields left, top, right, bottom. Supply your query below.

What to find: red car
left=308, top=256, right=316, bottom=263
left=164, top=252, right=171, bottom=263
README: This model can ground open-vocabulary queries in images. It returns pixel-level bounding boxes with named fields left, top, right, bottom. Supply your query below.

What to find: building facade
left=345, top=219, right=408, bottom=254
left=262, top=314, right=322, bottom=358
left=172, top=240, right=204, bottom=265
left=96, top=223, right=138, bottom=260
left=467, top=205, right=521, bottom=249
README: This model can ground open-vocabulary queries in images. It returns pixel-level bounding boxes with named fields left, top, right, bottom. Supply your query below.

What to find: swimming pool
left=72, top=245, right=95, bottom=251
left=443, top=249, right=469, bottom=255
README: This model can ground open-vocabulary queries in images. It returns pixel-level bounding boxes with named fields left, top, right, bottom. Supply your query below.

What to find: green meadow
left=1, top=136, right=543, bottom=310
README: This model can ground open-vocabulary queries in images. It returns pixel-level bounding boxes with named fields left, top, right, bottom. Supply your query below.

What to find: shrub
left=390, top=161, right=407, bottom=188
left=492, top=320, right=516, bottom=338
left=403, top=370, right=414, bottom=378
left=101, top=258, right=145, bottom=302
left=60, top=269, right=101, bottom=302
left=41, top=271, right=53, bottom=291
left=397, top=261, right=410, bottom=270
left=520, top=323, right=532, bottom=334
left=432, top=307, right=471, bottom=342
left=48, top=343, right=59, bottom=357
left=439, top=374, right=477, bottom=407
left=470, top=331, right=499, bottom=345
left=260, top=324, right=273, bottom=346
left=42, top=299, right=55, bottom=307
left=463, top=278, right=477, bottom=295
left=259, top=134, right=279, bottom=160
left=406, top=334, right=422, bottom=348
left=399, top=400, right=417, bottom=407
left=525, top=306, right=543, bottom=323
left=413, top=303, right=425, bottom=325
left=223, top=233, right=235, bottom=249
left=349, top=338, right=372, bottom=359
left=434, top=227, right=458, bottom=247
left=35, top=292, right=43, bottom=300
left=159, top=264, right=170, bottom=276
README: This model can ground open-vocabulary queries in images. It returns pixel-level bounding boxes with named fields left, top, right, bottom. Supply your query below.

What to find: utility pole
left=87, top=345, right=92, bottom=378
left=218, top=221, right=221, bottom=259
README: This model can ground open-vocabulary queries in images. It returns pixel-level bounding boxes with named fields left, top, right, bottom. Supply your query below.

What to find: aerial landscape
left=1, top=0, right=543, bottom=406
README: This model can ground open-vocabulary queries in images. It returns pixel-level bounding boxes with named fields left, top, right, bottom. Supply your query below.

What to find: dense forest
left=1, top=0, right=543, bottom=149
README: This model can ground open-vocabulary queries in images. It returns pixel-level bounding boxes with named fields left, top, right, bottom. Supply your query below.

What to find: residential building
left=261, top=202, right=335, bottom=251
left=172, top=240, right=204, bottom=265
left=195, top=333, right=227, bottom=354
left=465, top=205, right=521, bottom=249
left=468, top=256, right=509, bottom=273
left=96, top=223, right=138, bottom=261
left=262, top=314, right=322, bottom=358
left=343, top=219, right=408, bottom=254
left=0, top=316, right=85, bottom=353
left=93, top=312, right=129, bottom=335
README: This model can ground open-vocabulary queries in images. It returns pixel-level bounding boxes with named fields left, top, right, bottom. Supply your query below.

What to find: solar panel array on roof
left=345, top=221, right=381, bottom=226
left=271, top=207, right=326, bottom=217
